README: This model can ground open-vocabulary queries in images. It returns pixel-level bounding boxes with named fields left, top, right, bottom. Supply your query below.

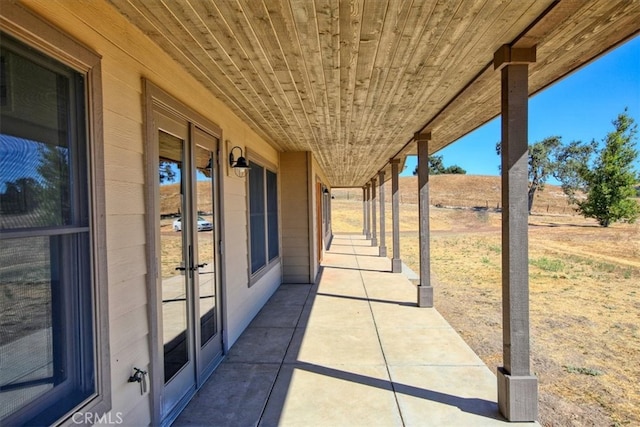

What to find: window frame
left=245, top=151, right=279, bottom=286
left=0, top=4, right=110, bottom=426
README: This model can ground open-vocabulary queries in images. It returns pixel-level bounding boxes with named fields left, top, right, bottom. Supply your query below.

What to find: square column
left=494, top=44, right=538, bottom=422
left=363, top=185, right=370, bottom=239
left=416, top=132, right=433, bottom=307
left=371, top=177, right=378, bottom=246
left=378, top=170, right=387, bottom=257
left=390, top=159, right=402, bottom=273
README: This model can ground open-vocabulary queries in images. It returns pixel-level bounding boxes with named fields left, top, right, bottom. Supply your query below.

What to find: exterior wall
left=279, top=152, right=331, bottom=284
left=310, top=155, right=332, bottom=280
left=280, top=152, right=311, bottom=283
left=17, top=0, right=281, bottom=424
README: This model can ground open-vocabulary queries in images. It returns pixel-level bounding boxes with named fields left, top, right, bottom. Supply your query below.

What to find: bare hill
left=333, top=175, right=579, bottom=215
left=160, top=182, right=213, bottom=216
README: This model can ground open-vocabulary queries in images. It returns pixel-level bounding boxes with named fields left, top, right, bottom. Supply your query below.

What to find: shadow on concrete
left=291, top=362, right=506, bottom=421
left=315, top=291, right=414, bottom=307
left=175, top=234, right=509, bottom=427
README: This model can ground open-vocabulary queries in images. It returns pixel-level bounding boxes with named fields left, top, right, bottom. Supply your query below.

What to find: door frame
left=143, top=80, right=227, bottom=427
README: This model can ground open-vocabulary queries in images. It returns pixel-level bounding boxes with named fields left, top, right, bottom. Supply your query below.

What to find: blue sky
left=402, top=35, right=640, bottom=178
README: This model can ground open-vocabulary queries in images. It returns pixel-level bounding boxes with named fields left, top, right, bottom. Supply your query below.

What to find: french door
left=153, top=108, right=223, bottom=422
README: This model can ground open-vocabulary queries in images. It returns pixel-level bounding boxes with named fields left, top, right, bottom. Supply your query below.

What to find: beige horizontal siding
left=19, top=0, right=282, bottom=423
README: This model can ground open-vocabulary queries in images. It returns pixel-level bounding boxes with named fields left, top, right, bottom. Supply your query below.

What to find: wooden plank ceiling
left=108, top=0, right=640, bottom=187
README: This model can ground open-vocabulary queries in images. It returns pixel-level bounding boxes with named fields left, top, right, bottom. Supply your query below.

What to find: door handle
left=175, top=266, right=187, bottom=271
left=190, top=262, right=208, bottom=271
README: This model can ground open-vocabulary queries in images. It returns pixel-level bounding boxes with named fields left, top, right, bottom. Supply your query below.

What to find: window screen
left=0, top=34, right=95, bottom=427
left=249, top=163, right=266, bottom=273
left=247, top=161, right=279, bottom=277
left=266, top=170, right=278, bottom=261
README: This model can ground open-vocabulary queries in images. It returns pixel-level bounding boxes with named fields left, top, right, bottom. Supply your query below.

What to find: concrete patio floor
left=174, top=234, right=538, bottom=426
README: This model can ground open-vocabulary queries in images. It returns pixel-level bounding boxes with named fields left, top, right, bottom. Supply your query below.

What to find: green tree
left=576, top=110, right=639, bottom=227
left=159, top=161, right=177, bottom=184
left=428, top=155, right=445, bottom=174
left=443, top=165, right=467, bottom=174
left=412, top=155, right=466, bottom=175
left=37, top=144, right=70, bottom=225
left=496, top=136, right=562, bottom=214
left=553, top=139, right=596, bottom=203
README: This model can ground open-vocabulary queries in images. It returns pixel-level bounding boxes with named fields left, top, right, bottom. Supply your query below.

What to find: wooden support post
left=416, top=132, right=433, bottom=307
left=378, top=170, right=387, bottom=257
left=363, top=186, right=370, bottom=239
left=494, top=44, right=538, bottom=422
left=371, top=177, right=378, bottom=246
left=366, top=184, right=372, bottom=240
left=390, top=159, right=402, bottom=273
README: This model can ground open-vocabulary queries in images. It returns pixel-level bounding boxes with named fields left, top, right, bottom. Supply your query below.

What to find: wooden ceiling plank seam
left=263, top=0, right=328, bottom=157
left=360, top=2, right=462, bottom=172
left=375, top=0, right=494, bottom=141
left=287, top=0, right=334, bottom=166
left=352, top=0, right=413, bottom=145
left=179, top=0, right=295, bottom=146
left=270, top=0, right=324, bottom=155
left=525, top=1, right=639, bottom=97
left=381, top=0, right=555, bottom=158
left=430, top=18, right=637, bottom=159
left=530, top=17, right=640, bottom=99
left=200, top=0, right=305, bottom=150
left=187, top=0, right=295, bottom=136
left=215, top=0, right=309, bottom=148
left=351, top=0, right=396, bottom=145
left=432, top=6, right=639, bottom=155
left=350, top=0, right=441, bottom=179
left=389, top=59, right=500, bottom=160
left=353, top=0, right=438, bottom=131
left=531, top=0, right=612, bottom=53
left=312, top=0, right=344, bottom=174
left=390, top=2, right=509, bottom=154
left=512, top=0, right=578, bottom=48
left=108, top=0, right=638, bottom=186
left=403, top=1, right=562, bottom=145
left=397, top=2, right=640, bottom=161
left=379, top=0, right=547, bottom=154
left=236, top=0, right=311, bottom=146
left=315, top=0, right=341, bottom=167
left=374, top=0, right=490, bottom=150
left=350, top=0, right=389, bottom=149
left=300, top=0, right=334, bottom=153
left=531, top=0, right=640, bottom=71
left=110, top=0, right=284, bottom=147
left=357, top=0, right=454, bottom=150
left=147, top=2, right=284, bottom=142
left=338, top=0, right=362, bottom=152
left=362, top=3, right=638, bottom=184
left=348, top=0, right=389, bottom=180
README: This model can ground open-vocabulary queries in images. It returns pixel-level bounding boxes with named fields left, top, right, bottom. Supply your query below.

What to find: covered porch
left=174, top=234, right=536, bottom=426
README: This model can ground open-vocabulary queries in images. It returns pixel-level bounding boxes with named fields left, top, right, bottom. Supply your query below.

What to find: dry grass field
left=332, top=176, right=639, bottom=427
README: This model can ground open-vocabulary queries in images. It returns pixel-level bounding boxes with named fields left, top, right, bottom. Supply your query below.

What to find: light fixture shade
left=234, top=156, right=250, bottom=170
left=229, top=145, right=251, bottom=178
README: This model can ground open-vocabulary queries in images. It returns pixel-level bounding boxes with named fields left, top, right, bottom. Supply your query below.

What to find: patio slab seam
left=354, top=237, right=407, bottom=427
left=256, top=269, right=323, bottom=426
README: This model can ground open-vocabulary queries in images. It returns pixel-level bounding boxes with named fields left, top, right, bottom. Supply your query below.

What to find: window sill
left=248, top=257, right=280, bottom=287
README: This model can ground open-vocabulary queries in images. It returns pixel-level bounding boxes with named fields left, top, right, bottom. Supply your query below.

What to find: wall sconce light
left=229, top=146, right=250, bottom=178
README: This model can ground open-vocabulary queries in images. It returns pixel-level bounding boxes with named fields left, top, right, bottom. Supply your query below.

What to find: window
left=0, top=28, right=106, bottom=426
left=248, top=159, right=279, bottom=278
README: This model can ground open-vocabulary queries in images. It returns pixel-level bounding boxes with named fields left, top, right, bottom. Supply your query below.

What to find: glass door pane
left=158, top=130, right=189, bottom=383
left=194, top=146, right=216, bottom=347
